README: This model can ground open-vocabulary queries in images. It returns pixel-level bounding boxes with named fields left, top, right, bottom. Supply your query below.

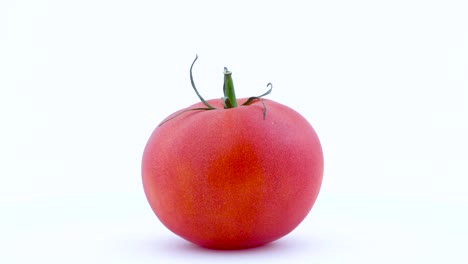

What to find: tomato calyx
left=158, top=55, right=273, bottom=127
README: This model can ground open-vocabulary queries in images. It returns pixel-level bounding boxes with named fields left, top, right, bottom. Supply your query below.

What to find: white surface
left=1, top=0, right=467, bottom=263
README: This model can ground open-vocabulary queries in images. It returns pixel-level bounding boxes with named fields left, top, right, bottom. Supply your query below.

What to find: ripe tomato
left=142, top=57, right=323, bottom=249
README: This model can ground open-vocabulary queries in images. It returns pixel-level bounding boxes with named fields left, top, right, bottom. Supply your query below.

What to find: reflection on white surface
left=1, top=192, right=466, bottom=263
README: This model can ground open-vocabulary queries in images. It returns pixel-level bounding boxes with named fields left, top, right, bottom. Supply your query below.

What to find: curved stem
left=159, top=56, right=273, bottom=127
left=223, top=67, right=237, bottom=108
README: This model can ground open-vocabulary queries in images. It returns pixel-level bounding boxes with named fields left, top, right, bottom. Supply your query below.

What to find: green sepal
left=190, top=55, right=216, bottom=110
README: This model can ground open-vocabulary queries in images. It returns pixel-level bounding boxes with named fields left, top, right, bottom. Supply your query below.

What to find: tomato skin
left=142, top=98, right=323, bottom=249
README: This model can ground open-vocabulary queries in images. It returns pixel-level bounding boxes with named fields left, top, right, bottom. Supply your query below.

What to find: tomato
left=142, top=56, right=323, bottom=249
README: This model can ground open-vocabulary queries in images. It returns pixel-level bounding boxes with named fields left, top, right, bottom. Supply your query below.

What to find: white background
left=1, top=0, right=467, bottom=263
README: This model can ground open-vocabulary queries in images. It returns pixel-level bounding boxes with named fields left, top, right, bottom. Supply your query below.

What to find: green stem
left=223, top=67, right=237, bottom=108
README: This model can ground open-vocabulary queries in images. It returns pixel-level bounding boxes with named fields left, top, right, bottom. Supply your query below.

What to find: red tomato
left=142, top=58, right=323, bottom=249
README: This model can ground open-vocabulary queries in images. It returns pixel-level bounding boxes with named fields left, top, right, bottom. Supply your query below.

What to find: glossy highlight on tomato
left=142, top=56, right=324, bottom=249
